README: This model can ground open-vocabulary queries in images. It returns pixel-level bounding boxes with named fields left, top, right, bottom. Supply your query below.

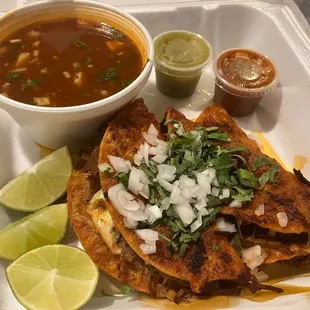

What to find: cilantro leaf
left=236, top=168, right=258, bottom=188
left=97, top=68, right=117, bottom=82
left=208, top=132, right=230, bottom=141
left=21, top=79, right=40, bottom=91
left=113, top=172, right=129, bottom=188
left=259, top=165, right=278, bottom=188
left=252, top=156, right=274, bottom=171
left=213, top=244, right=220, bottom=252
left=232, top=233, right=242, bottom=256
left=120, top=285, right=133, bottom=294
left=228, top=146, right=249, bottom=153
left=232, top=187, right=254, bottom=202
left=85, top=56, right=92, bottom=65
left=5, top=71, right=22, bottom=81
left=75, top=40, right=88, bottom=48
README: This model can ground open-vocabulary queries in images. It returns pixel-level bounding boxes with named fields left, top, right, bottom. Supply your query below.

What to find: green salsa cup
left=154, top=30, right=212, bottom=98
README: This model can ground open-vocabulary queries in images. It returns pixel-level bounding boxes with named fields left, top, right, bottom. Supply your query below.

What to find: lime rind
left=0, top=204, right=68, bottom=261
left=0, top=147, right=72, bottom=212
left=6, top=245, right=99, bottom=310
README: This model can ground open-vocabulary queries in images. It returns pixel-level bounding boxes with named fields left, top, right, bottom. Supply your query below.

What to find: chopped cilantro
left=259, top=165, right=278, bottom=188
left=236, top=168, right=257, bottom=188
left=208, top=132, right=230, bottom=141
left=85, top=57, right=92, bottom=65
left=113, top=172, right=129, bottom=188
left=103, top=167, right=111, bottom=175
left=21, top=79, right=40, bottom=91
left=232, top=186, right=254, bottom=203
left=120, top=285, right=133, bottom=294
left=232, top=233, right=242, bottom=256
left=253, top=156, right=274, bottom=171
left=5, top=71, right=22, bottom=81
left=213, top=244, right=220, bottom=252
left=97, top=68, right=117, bottom=82
left=75, top=40, right=88, bottom=48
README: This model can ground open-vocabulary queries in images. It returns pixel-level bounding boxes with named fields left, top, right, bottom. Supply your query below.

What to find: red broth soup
left=0, top=18, right=143, bottom=107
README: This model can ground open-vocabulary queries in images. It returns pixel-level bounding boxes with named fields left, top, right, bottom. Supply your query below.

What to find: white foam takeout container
left=1, top=0, right=310, bottom=309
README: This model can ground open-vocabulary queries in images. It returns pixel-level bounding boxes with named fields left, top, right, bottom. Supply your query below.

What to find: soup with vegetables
left=0, top=18, right=143, bottom=107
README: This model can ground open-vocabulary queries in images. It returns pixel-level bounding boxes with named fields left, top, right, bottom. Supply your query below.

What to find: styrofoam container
left=1, top=0, right=310, bottom=309
left=0, top=0, right=154, bottom=149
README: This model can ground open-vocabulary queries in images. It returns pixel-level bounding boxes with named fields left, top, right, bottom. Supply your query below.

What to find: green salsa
left=154, top=31, right=211, bottom=98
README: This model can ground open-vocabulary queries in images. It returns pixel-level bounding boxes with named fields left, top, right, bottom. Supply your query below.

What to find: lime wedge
left=0, top=204, right=68, bottom=260
left=6, top=245, right=99, bottom=310
left=0, top=146, right=72, bottom=212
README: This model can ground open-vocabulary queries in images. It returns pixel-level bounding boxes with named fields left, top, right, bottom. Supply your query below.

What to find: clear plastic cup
left=154, top=30, right=212, bottom=98
left=213, top=48, right=277, bottom=117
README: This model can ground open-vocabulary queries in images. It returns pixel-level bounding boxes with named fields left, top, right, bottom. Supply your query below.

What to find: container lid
left=214, top=48, right=277, bottom=98
left=154, top=30, right=212, bottom=76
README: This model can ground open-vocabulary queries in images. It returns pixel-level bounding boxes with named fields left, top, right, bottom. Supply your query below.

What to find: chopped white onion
left=179, top=175, right=196, bottom=188
left=242, top=245, right=267, bottom=270
left=160, top=197, right=170, bottom=211
left=137, top=199, right=146, bottom=211
left=139, top=242, right=156, bottom=254
left=152, top=153, right=168, bottom=164
left=201, top=168, right=216, bottom=181
left=211, top=187, right=220, bottom=197
left=195, top=198, right=207, bottom=211
left=229, top=200, right=243, bottom=208
left=139, top=184, right=149, bottom=199
left=98, top=163, right=114, bottom=173
left=117, top=191, right=140, bottom=211
left=219, top=188, right=230, bottom=199
left=148, top=123, right=158, bottom=136
left=142, top=132, right=160, bottom=146
left=143, top=142, right=150, bottom=166
left=149, top=141, right=168, bottom=155
left=276, top=212, right=288, bottom=227
left=139, top=169, right=151, bottom=185
left=251, top=268, right=269, bottom=283
left=170, top=181, right=186, bottom=204
left=216, top=217, right=236, bottom=233
left=108, top=184, right=147, bottom=221
left=158, top=178, right=173, bottom=192
left=133, top=145, right=144, bottom=166
left=199, top=208, right=210, bottom=217
left=213, top=178, right=219, bottom=187
left=145, top=204, right=162, bottom=224
left=190, top=215, right=202, bottom=233
left=124, top=218, right=138, bottom=229
left=174, top=201, right=196, bottom=226
left=135, top=229, right=158, bottom=241
left=196, top=172, right=212, bottom=195
left=108, top=155, right=130, bottom=173
left=128, top=167, right=144, bottom=195
left=157, top=164, right=176, bottom=182
left=255, top=204, right=265, bottom=216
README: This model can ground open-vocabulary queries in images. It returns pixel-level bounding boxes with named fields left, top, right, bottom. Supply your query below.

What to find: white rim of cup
left=0, top=0, right=154, bottom=114
left=213, top=48, right=278, bottom=96
left=154, top=30, right=212, bottom=74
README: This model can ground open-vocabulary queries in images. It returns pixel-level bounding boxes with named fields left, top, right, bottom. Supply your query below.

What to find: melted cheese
left=88, top=190, right=121, bottom=255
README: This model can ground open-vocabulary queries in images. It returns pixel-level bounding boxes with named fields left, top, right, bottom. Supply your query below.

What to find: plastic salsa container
left=213, top=48, right=277, bottom=117
left=154, top=30, right=212, bottom=98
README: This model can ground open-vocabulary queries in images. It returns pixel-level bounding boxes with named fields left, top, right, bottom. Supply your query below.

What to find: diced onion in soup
left=242, top=245, right=267, bottom=270
left=211, top=187, right=220, bottom=197
left=216, top=218, right=236, bottom=233
left=142, top=132, right=159, bottom=146
left=196, top=173, right=211, bottom=195
left=251, top=268, right=269, bottom=283
left=139, top=184, right=149, bottom=199
left=158, top=178, right=173, bottom=192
